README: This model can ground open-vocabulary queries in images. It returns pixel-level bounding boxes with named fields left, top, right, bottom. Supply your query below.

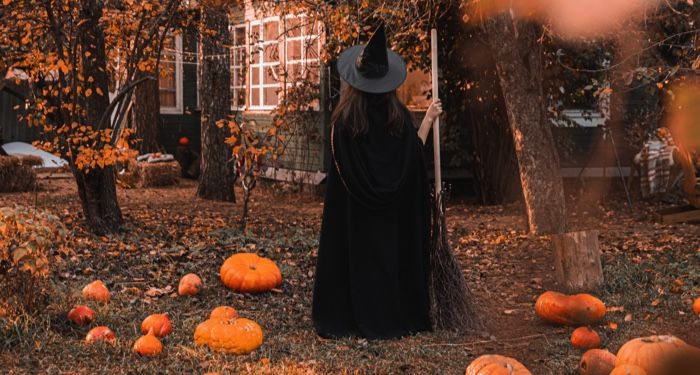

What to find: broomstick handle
left=430, top=28, right=442, bottom=193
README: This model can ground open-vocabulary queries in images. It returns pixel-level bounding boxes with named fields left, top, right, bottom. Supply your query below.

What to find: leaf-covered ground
left=1, top=176, right=699, bottom=374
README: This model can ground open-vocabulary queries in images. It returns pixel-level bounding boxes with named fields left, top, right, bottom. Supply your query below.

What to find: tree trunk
left=552, top=230, right=603, bottom=292
left=487, top=15, right=567, bottom=235
left=74, top=0, right=122, bottom=234
left=132, top=71, right=162, bottom=154
left=197, top=4, right=235, bottom=202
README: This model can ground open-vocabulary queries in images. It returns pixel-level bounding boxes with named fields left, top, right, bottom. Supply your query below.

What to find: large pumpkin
left=194, top=317, right=263, bottom=354
left=693, top=297, right=700, bottom=316
left=220, top=253, right=282, bottom=293
left=579, top=349, right=616, bottom=375
left=534, top=291, right=605, bottom=326
left=465, top=354, right=532, bottom=375
left=615, top=335, right=688, bottom=375
left=609, top=365, right=647, bottom=375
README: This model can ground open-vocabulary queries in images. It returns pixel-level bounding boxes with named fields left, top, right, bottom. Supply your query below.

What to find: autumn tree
left=0, top=0, right=182, bottom=233
left=197, top=0, right=237, bottom=201
left=483, top=15, right=568, bottom=235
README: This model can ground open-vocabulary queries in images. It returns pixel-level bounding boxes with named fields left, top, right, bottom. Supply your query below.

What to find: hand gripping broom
left=428, top=28, right=480, bottom=332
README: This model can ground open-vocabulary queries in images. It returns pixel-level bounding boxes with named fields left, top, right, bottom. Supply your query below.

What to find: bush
left=0, top=206, right=68, bottom=316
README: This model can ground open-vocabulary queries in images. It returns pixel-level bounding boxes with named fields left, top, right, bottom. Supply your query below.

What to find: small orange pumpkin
left=133, top=328, right=163, bottom=356
left=615, top=335, right=688, bottom=375
left=571, top=327, right=601, bottom=350
left=67, top=305, right=94, bottom=326
left=82, top=280, right=110, bottom=303
left=141, top=313, right=172, bottom=338
left=194, top=317, right=263, bottom=354
left=579, top=349, right=616, bottom=375
left=220, top=253, right=282, bottom=293
left=85, top=326, right=116, bottom=344
left=465, top=354, right=532, bottom=375
left=693, top=297, right=700, bottom=316
left=210, top=306, right=238, bottom=320
left=609, top=365, right=647, bottom=375
left=534, top=291, right=605, bottom=326
left=178, top=273, right=202, bottom=296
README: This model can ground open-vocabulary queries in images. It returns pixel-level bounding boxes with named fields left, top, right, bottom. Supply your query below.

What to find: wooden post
left=552, top=230, right=603, bottom=292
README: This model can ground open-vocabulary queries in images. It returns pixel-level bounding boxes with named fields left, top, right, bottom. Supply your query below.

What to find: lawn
left=1, top=175, right=699, bottom=374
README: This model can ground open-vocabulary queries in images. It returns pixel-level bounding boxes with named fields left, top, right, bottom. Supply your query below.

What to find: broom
left=428, top=28, right=480, bottom=332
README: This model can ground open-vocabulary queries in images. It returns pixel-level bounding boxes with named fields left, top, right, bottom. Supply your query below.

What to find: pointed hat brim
left=337, top=45, right=407, bottom=94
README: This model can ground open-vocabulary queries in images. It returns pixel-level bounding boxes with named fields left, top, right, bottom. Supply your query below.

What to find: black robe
left=312, top=99, right=431, bottom=340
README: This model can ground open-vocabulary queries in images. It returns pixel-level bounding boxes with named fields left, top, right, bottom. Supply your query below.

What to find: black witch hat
left=337, top=24, right=407, bottom=94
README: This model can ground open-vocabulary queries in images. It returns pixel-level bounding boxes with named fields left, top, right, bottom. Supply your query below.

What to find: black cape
left=312, top=99, right=431, bottom=339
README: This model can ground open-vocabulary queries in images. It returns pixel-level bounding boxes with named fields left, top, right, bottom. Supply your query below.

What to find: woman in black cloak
left=312, top=24, right=443, bottom=340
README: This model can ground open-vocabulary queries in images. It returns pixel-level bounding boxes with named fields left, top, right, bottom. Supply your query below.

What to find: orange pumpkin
left=85, top=326, right=116, bottom=344
left=571, top=327, right=601, bottom=350
left=615, top=335, right=688, bottom=375
left=133, top=328, right=163, bottom=356
left=178, top=273, right=202, bottom=296
left=141, top=313, right=172, bottom=338
left=82, top=280, right=110, bottom=303
left=210, top=306, right=238, bottom=320
left=579, top=349, right=616, bottom=375
left=465, top=354, right=532, bottom=375
left=67, top=305, right=94, bottom=326
left=194, top=317, right=263, bottom=354
left=220, top=253, right=282, bottom=293
left=534, top=291, right=605, bottom=326
left=609, top=365, right=647, bottom=375
left=693, top=297, right=700, bottom=316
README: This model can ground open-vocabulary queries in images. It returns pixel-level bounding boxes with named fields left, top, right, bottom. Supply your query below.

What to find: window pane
left=251, top=67, right=260, bottom=85
left=307, top=64, right=320, bottom=82
left=287, top=40, right=302, bottom=61
left=264, top=87, right=278, bottom=106
left=286, top=17, right=301, bottom=38
left=264, top=66, right=278, bottom=84
left=287, top=63, right=300, bottom=80
left=236, top=88, right=246, bottom=107
left=251, top=25, right=261, bottom=43
left=264, top=21, right=278, bottom=41
left=264, top=44, right=278, bottom=62
left=234, top=26, right=246, bottom=46
left=307, top=40, right=320, bottom=59
left=160, top=90, right=176, bottom=107
left=251, top=88, right=260, bottom=107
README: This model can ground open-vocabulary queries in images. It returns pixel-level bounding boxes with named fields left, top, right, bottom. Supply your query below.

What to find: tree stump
left=552, top=230, right=603, bottom=292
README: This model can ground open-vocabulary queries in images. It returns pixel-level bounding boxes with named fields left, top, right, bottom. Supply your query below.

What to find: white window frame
left=283, top=15, right=321, bottom=85
left=249, top=16, right=281, bottom=111
left=159, top=34, right=183, bottom=115
left=230, top=23, right=248, bottom=111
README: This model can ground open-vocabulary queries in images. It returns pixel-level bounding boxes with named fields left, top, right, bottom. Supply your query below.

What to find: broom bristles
left=429, top=186, right=481, bottom=332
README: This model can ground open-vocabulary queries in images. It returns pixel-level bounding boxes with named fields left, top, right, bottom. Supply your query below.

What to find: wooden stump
left=552, top=230, right=603, bottom=292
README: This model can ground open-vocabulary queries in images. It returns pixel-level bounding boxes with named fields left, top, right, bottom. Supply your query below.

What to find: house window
left=159, top=34, right=183, bottom=114
left=283, top=16, right=321, bottom=85
left=230, top=24, right=247, bottom=110
left=249, top=18, right=281, bottom=110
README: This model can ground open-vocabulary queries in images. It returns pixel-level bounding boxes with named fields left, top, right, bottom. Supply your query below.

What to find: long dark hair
left=331, top=84, right=411, bottom=137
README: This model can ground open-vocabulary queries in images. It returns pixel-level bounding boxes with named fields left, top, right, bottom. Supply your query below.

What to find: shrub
left=0, top=206, right=68, bottom=316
